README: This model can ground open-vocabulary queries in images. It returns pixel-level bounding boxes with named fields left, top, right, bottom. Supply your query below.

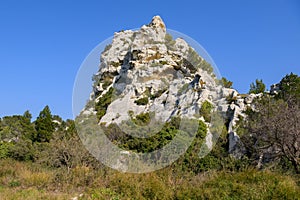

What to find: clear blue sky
left=0, top=0, right=299, bottom=120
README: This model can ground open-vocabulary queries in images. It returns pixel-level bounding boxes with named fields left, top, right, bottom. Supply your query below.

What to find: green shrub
left=9, top=180, right=21, bottom=187
left=95, top=87, right=114, bottom=120
left=249, top=79, right=266, bottom=94
left=0, top=142, right=13, bottom=159
left=133, top=112, right=151, bottom=126
left=220, top=77, right=233, bottom=88
left=150, top=88, right=167, bottom=100
left=175, top=170, right=300, bottom=199
left=200, top=101, right=213, bottom=122
left=165, top=33, right=176, bottom=50
left=159, top=60, right=168, bottom=65
left=134, top=97, right=149, bottom=105
left=187, top=47, right=214, bottom=74
left=8, top=138, right=35, bottom=161
left=178, top=83, right=189, bottom=95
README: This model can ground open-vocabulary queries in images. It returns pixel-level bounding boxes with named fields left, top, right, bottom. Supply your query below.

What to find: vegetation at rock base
left=0, top=158, right=299, bottom=199
left=0, top=73, right=299, bottom=199
left=240, top=73, right=300, bottom=174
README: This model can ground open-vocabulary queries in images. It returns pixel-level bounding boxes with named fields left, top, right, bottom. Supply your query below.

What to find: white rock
left=80, top=16, right=264, bottom=160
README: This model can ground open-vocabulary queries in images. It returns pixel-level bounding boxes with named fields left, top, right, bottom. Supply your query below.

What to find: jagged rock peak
left=148, top=15, right=166, bottom=32
left=92, top=16, right=223, bottom=126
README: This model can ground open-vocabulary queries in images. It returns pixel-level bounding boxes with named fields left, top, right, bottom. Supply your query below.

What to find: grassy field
left=0, top=159, right=299, bottom=200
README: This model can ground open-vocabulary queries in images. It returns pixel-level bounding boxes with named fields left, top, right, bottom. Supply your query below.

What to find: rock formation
left=80, top=16, right=259, bottom=159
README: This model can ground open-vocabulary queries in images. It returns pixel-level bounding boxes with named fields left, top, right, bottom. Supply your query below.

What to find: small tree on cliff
left=249, top=79, right=266, bottom=94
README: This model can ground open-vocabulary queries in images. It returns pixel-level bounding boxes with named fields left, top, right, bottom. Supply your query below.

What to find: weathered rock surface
left=81, top=16, right=261, bottom=159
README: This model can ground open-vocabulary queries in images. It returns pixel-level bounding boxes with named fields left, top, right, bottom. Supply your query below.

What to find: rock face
left=228, top=132, right=245, bottom=159
left=81, top=16, right=259, bottom=157
left=91, top=16, right=217, bottom=125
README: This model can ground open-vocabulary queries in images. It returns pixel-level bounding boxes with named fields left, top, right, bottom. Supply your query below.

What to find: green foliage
left=150, top=88, right=167, bottom=100
left=132, top=112, right=151, bottom=126
left=187, top=47, right=214, bottom=74
left=178, top=83, right=189, bottom=95
left=103, top=44, right=112, bottom=52
left=105, top=117, right=179, bottom=153
left=9, top=180, right=21, bottom=187
left=0, top=142, right=13, bottom=159
left=0, top=101, right=300, bottom=199
left=199, top=59, right=214, bottom=74
left=159, top=60, right=168, bottom=65
left=0, top=113, right=36, bottom=142
left=220, top=77, right=233, bottom=88
left=38, top=131, right=101, bottom=169
left=174, top=120, right=207, bottom=173
left=240, top=89, right=300, bottom=173
left=278, top=72, right=300, bottom=101
left=134, top=97, right=149, bottom=105
left=0, top=72, right=299, bottom=198
left=1, top=158, right=298, bottom=200
left=0, top=111, right=37, bottom=161
left=8, top=139, right=35, bottom=161
left=175, top=170, right=300, bottom=200
left=110, top=61, right=120, bottom=68
left=249, top=79, right=266, bottom=94
left=95, top=87, right=114, bottom=120
left=35, top=105, right=54, bottom=143
left=23, top=110, right=32, bottom=122
left=200, top=101, right=213, bottom=122
left=225, top=91, right=237, bottom=103
left=164, top=33, right=176, bottom=50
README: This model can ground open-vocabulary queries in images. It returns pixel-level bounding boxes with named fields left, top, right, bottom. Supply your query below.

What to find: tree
left=278, top=73, right=300, bottom=102
left=220, top=77, right=233, bottom=88
left=237, top=73, right=300, bottom=173
left=21, top=111, right=37, bottom=141
left=0, top=113, right=35, bottom=141
left=241, top=95, right=300, bottom=173
left=35, top=105, right=54, bottom=142
left=249, top=79, right=266, bottom=94
left=23, top=110, right=32, bottom=122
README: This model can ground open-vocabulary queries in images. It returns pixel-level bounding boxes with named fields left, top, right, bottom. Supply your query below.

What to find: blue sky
left=0, top=0, right=299, bottom=120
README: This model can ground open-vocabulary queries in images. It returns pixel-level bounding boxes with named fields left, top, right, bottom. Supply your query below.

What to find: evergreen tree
left=249, top=79, right=266, bottom=94
left=35, top=105, right=54, bottom=142
left=220, top=77, right=233, bottom=88
left=21, top=110, right=36, bottom=142
left=23, top=110, right=32, bottom=122
left=278, top=73, right=300, bottom=102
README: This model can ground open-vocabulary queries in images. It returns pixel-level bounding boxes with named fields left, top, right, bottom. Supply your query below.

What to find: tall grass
left=0, top=159, right=299, bottom=199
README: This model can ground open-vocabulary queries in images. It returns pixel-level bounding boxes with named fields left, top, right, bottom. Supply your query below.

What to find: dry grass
left=0, top=159, right=299, bottom=200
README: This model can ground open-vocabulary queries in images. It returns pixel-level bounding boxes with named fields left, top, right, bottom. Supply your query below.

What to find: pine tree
left=278, top=73, right=300, bottom=102
left=249, top=79, right=266, bottom=94
left=35, top=105, right=54, bottom=142
left=21, top=110, right=36, bottom=142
